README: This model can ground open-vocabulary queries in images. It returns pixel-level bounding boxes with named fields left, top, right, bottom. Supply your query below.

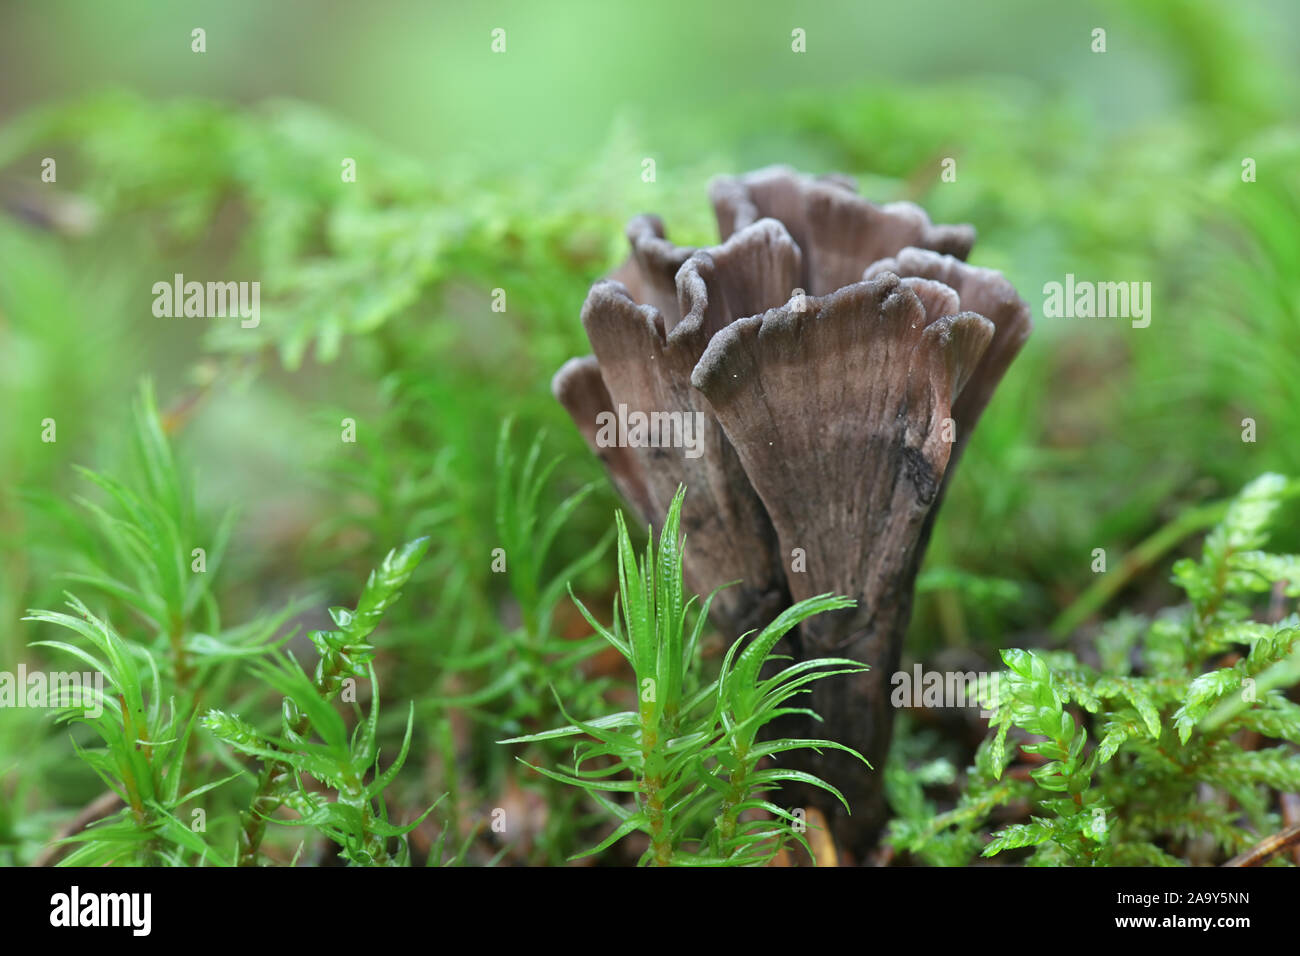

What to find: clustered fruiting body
left=554, top=166, right=1031, bottom=855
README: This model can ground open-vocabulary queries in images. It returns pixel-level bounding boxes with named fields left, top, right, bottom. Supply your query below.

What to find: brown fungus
left=553, top=168, right=1032, bottom=858
left=710, top=165, right=976, bottom=295
left=865, top=246, right=1033, bottom=465
left=554, top=217, right=805, bottom=635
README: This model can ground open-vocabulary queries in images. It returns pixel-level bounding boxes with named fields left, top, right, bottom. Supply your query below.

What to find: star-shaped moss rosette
left=553, top=166, right=1031, bottom=855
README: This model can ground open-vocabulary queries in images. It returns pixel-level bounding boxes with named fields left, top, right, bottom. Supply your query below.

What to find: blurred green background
left=1, top=0, right=1299, bottom=864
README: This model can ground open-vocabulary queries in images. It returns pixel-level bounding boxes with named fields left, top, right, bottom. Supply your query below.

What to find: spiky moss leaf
left=1174, top=669, right=1242, bottom=743
left=983, top=820, right=1052, bottom=856
left=1092, top=676, right=1163, bottom=738
left=1207, top=746, right=1300, bottom=791
left=1232, top=698, right=1300, bottom=743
